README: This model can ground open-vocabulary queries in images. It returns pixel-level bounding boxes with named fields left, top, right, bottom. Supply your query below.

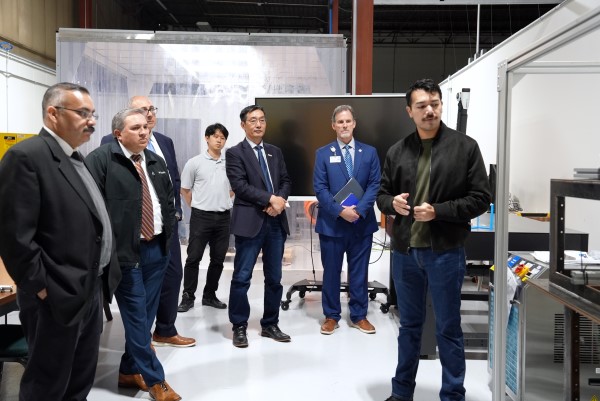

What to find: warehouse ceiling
left=123, top=0, right=560, bottom=48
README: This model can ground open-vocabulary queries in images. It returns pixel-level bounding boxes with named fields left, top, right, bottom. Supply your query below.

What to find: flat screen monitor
left=254, top=95, right=414, bottom=197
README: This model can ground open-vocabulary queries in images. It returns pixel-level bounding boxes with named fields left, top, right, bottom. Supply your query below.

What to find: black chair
left=0, top=324, right=28, bottom=385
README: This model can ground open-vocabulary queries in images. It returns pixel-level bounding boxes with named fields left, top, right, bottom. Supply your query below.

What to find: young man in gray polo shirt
left=178, top=123, right=233, bottom=312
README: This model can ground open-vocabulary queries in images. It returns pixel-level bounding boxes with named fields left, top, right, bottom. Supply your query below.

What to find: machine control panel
left=507, top=253, right=547, bottom=283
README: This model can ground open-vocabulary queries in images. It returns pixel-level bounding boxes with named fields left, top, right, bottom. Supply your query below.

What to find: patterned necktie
left=343, top=145, right=353, bottom=177
left=131, top=154, right=154, bottom=240
left=255, top=145, right=273, bottom=193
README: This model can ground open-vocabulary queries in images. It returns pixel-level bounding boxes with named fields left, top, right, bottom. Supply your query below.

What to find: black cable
left=309, top=201, right=318, bottom=284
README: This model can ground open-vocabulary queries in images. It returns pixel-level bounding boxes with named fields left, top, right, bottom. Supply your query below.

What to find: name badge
left=330, top=156, right=341, bottom=163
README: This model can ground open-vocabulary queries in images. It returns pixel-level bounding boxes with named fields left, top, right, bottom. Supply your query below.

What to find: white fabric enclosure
left=56, top=29, right=347, bottom=164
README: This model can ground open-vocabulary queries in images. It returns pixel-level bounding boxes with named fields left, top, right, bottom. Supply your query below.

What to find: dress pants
left=319, top=232, right=372, bottom=323
left=17, top=281, right=102, bottom=401
left=228, top=216, right=286, bottom=328
left=182, top=208, right=230, bottom=300
left=391, top=247, right=466, bottom=401
left=116, top=237, right=169, bottom=387
left=154, top=220, right=183, bottom=337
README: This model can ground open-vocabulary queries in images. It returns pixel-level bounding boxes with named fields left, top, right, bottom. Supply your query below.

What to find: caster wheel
left=380, top=304, right=389, bottom=313
left=299, top=291, right=306, bottom=299
left=369, top=292, right=377, bottom=301
left=281, top=301, right=290, bottom=311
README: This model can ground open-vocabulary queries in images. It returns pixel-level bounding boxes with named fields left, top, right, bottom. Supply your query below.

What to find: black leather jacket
left=85, top=142, right=175, bottom=266
left=377, top=122, right=491, bottom=253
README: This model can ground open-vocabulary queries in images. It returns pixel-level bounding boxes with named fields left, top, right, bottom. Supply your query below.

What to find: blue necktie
left=343, top=145, right=353, bottom=177
left=255, top=145, right=273, bottom=193
left=147, top=138, right=156, bottom=153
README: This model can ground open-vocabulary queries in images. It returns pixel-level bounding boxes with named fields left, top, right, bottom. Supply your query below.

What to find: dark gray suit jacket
left=0, top=129, right=121, bottom=326
left=226, top=139, right=291, bottom=238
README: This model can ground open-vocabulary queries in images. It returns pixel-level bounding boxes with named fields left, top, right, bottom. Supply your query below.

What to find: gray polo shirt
left=181, top=150, right=232, bottom=212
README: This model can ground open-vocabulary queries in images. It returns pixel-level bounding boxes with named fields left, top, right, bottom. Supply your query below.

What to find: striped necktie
left=131, top=154, right=154, bottom=240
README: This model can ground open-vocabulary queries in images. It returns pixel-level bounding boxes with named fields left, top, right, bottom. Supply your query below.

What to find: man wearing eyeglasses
left=225, top=105, right=292, bottom=348
left=0, top=82, right=121, bottom=401
left=101, top=96, right=195, bottom=349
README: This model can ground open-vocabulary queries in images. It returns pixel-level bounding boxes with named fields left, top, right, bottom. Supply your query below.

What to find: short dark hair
left=205, top=123, right=229, bottom=139
left=406, top=79, right=442, bottom=107
left=42, top=82, right=90, bottom=117
left=240, top=105, right=265, bottom=122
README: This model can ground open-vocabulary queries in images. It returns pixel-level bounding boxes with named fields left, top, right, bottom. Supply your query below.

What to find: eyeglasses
left=246, top=118, right=266, bottom=126
left=140, top=107, right=158, bottom=115
left=55, top=106, right=98, bottom=120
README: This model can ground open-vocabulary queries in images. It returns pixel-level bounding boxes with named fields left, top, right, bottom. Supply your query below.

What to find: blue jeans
left=229, top=216, right=286, bottom=328
left=391, top=248, right=466, bottom=401
left=115, top=238, right=169, bottom=387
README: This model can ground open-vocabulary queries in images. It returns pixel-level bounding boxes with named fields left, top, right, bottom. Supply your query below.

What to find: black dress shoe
left=202, top=295, right=227, bottom=309
left=232, top=326, right=248, bottom=348
left=260, top=325, right=291, bottom=342
left=177, top=294, right=194, bottom=313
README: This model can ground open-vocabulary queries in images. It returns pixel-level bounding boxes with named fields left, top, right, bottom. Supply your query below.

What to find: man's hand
left=392, top=193, right=411, bottom=216
left=266, top=195, right=287, bottom=216
left=413, top=202, right=436, bottom=222
left=339, top=205, right=360, bottom=223
left=37, top=288, right=48, bottom=300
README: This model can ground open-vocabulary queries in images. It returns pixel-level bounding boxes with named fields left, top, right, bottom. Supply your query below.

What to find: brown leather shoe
left=351, top=319, right=376, bottom=334
left=148, top=381, right=181, bottom=401
left=152, top=333, right=196, bottom=348
left=320, top=318, right=339, bottom=335
left=118, top=372, right=148, bottom=391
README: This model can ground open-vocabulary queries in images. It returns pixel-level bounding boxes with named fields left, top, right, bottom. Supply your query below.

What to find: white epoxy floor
left=1, top=233, right=493, bottom=401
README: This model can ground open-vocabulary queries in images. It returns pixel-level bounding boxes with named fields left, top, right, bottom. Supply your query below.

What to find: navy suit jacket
left=101, top=131, right=182, bottom=216
left=313, top=140, right=381, bottom=237
left=0, top=129, right=121, bottom=326
left=226, top=139, right=291, bottom=238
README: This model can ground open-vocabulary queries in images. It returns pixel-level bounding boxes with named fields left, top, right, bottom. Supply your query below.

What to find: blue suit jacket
left=313, top=140, right=381, bottom=237
left=226, top=139, right=291, bottom=238
left=101, top=132, right=182, bottom=216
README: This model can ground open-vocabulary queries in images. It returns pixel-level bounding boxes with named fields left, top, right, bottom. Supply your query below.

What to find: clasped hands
left=339, top=205, right=360, bottom=223
left=392, top=193, right=435, bottom=222
left=264, top=195, right=287, bottom=216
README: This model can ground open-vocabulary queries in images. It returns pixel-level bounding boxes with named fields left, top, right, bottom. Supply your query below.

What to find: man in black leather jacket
left=377, top=79, right=490, bottom=401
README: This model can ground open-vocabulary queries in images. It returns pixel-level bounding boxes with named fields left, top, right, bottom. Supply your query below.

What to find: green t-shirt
left=410, top=139, right=433, bottom=248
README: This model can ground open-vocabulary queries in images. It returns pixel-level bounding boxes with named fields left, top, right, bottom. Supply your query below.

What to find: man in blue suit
left=225, top=105, right=292, bottom=348
left=313, top=105, right=381, bottom=335
left=101, top=95, right=195, bottom=348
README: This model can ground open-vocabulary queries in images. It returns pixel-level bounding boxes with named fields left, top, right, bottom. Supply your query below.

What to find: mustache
left=84, top=127, right=95, bottom=134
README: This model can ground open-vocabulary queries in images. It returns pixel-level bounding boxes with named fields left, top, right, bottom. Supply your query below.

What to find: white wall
left=0, top=52, right=56, bottom=134
left=439, top=0, right=600, bottom=251
left=440, top=0, right=600, bottom=169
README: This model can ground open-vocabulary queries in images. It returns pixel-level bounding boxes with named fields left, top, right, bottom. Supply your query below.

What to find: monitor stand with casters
left=280, top=279, right=390, bottom=312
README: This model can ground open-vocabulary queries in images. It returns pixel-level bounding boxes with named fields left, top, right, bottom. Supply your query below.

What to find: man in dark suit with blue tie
left=101, top=96, right=194, bottom=348
left=225, top=105, right=292, bottom=348
left=313, top=105, right=381, bottom=336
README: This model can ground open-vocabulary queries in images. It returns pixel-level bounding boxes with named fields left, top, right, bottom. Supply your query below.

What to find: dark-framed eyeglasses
left=54, top=106, right=98, bottom=120
left=140, top=107, right=158, bottom=115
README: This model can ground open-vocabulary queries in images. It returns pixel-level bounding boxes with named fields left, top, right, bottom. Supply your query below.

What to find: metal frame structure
left=494, top=5, right=600, bottom=401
